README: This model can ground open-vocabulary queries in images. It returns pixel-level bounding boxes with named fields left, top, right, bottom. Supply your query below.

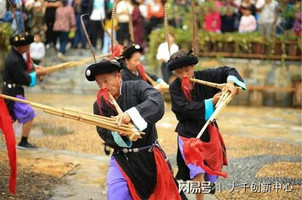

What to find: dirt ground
left=0, top=93, right=301, bottom=199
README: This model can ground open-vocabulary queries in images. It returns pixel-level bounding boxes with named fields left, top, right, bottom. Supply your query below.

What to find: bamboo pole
left=145, top=73, right=170, bottom=93
left=190, top=78, right=226, bottom=90
left=108, top=93, right=143, bottom=141
left=45, top=53, right=111, bottom=75
left=146, top=73, right=158, bottom=87
left=195, top=91, right=232, bottom=139
left=0, top=94, right=142, bottom=134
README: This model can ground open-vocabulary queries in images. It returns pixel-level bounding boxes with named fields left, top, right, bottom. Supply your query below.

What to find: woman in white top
left=89, top=0, right=107, bottom=49
left=116, top=0, right=133, bottom=45
left=156, top=33, right=179, bottom=83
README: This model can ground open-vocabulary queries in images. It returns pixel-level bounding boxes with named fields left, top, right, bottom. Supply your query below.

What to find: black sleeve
left=88, top=0, right=93, bottom=16
left=9, top=60, right=32, bottom=86
left=132, top=80, right=164, bottom=124
left=169, top=81, right=207, bottom=121
left=201, top=66, right=245, bottom=86
left=93, top=101, right=121, bottom=149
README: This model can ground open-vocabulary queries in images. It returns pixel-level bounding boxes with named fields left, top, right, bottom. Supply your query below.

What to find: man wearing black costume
left=120, top=43, right=168, bottom=93
left=2, top=32, right=46, bottom=149
left=85, top=59, right=183, bottom=199
left=167, top=49, right=246, bottom=200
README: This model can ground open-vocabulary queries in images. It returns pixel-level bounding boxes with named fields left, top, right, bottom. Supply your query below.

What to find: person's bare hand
left=212, top=92, right=222, bottom=105
left=118, top=130, right=131, bottom=137
left=115, top=112, right=131, bottom=127
left=35, top=66, right=47, bottom=77
left=154, top=83, right=169, bottom=93
left=223, top=82, right=239, bottom=98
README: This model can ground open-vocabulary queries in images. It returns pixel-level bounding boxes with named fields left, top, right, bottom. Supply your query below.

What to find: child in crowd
left=204, top=5, right=221, bottom=33
left=238, top=6, right=257, bottom=33
left=30, top=33, right=46, bottom=65
left=221, top=6, right=236, bottom=33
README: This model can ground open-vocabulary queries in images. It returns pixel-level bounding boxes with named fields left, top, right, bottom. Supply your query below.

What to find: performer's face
left=174, top=65, right=194, bottom=80
left=95, top=72, right=122, bottom=98
left=16, top=45, right=30, bottom=54
left=125, top=52, right=141, bottom=73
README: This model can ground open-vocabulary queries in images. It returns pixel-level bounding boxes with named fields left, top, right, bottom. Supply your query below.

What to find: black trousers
left=117, top=22, right=130, bottom=45
left=90, top=20, right=104, bottom=48
left=161, top=62, right=172, bottom=83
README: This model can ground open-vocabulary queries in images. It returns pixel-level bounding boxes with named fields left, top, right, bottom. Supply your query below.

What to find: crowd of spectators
left=0, top=0, right=301, bottom=61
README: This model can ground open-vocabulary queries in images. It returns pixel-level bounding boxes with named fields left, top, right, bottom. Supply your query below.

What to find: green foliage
left=147, top=27, right=300, bottom=68
left=0, top=23, right=13, bottom=51
left=0, top=23, right=13, bottom=75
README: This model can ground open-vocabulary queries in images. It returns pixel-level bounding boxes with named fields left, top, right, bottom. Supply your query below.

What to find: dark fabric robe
left=2, top=48, right=33, bottom=119
left=121, top=65, right=159, bottom=86
left=93, top=80, right=165, bottom=199
left=169, top=66, right=245, bottom=180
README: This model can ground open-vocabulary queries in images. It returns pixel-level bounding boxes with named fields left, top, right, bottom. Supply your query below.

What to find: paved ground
left=0, top=92, right=301, bottom=200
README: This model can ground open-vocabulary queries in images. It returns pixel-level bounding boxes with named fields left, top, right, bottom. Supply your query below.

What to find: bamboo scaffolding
left=45, top=53, right=111, bottom=75
left=0, top=94, right=144, bottom=138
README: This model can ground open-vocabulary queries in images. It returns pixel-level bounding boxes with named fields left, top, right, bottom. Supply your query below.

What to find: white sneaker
left=57, top=52, right=67, bottom=61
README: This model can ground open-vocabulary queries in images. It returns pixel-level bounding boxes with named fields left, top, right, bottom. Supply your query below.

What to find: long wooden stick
left=164, top=3, right=171, bottom=56
left=108, top=93, right=143, bottom=141
left=111, top=0, right=119, bottom=53
left=190, top=78, right=226, bottom=90
left=195, top=91, right=231, bottom=139
left=0, top=94, right=140, bottom=134
left=45, top=53, right=111, bottom=74
left=190, top=78, right=243, bottom=91
left=145, top=73, right=158, bottom=87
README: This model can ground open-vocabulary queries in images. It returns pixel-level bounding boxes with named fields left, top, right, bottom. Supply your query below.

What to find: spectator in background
left=239, top=0, right=257, bottom=17
left=116, top=0, right=133, bottom=45
left=30, top=33, right=46, bottom=65
left=146, top=0, right=164, bottom=37
left=238, top=6, right=257, bottom=33
left=73, top=0, right=86, bottom=49
left=3, top=4, right=23, bottom=34
left=88, top=0, right=107, bottom=49
left=137, top=0, right=147, bottom=19
left=28, top=1, right=46, bottom=42
left=256, top=0, right=279, bottom=37
left=277, top=0, right=298, bottom=35
left=131, top=0, right=144, bottom=48
left=102, top=9, right=117, bottom=54
left=170, top=0, right=189, bottom=28
left=220, top=0, right=239, bottom=31
left=156, top=32, right=179, bottom=83
left=53, top=0, right=76, bottom=60
left=137, top=0, right=148, bottom=42
left=204, top=4, right=221, bottom=33
left=293, top=12, right=302, bottom=37
left=0, top=0, right=6, bottom=21
left=221, top=6, right=236, bottom=32
left=45, top=0, right=62, bottom=48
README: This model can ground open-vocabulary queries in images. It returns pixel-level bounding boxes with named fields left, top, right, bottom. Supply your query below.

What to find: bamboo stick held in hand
left=0, top=94, right=143, bottom=135
left=195, top=91, right=232, bottom=139
left=44, top=53, right=111, bottom=75
left=108, top=93, right=143, bottom=141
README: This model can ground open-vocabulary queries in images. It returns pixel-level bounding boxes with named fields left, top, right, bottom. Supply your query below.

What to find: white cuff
left=125, top=107, right=148, bottom=131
